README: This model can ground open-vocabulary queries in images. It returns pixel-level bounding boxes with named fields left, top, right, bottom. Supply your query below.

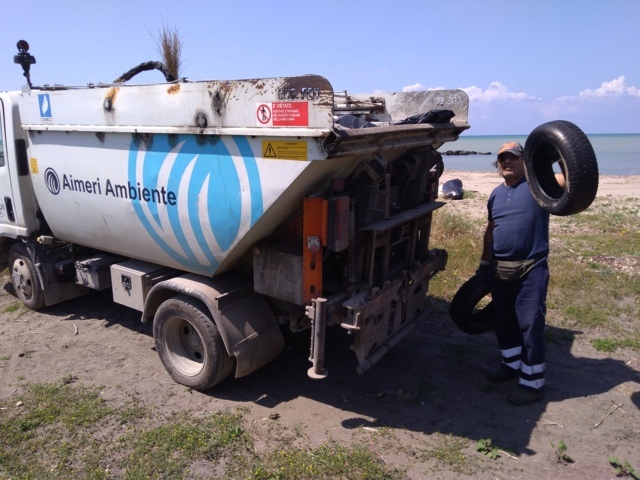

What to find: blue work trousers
left=489, top=258, right=549, bottom=390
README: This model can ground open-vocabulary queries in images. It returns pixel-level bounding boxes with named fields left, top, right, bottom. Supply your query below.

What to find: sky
left=2, top=0, right=639, bottom=135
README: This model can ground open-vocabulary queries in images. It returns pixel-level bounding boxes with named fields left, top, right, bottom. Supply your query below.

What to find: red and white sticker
left=256, top=102, right=308, bottom=127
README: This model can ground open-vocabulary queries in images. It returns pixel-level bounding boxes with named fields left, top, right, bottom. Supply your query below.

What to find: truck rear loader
left=0, top=41, right=469, bottom=390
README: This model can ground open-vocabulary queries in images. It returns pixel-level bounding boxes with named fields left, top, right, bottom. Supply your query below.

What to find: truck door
left=0, top=98, right=18, bottom=235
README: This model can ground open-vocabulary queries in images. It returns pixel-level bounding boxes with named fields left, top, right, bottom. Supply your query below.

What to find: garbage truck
left=0, top=41, right=469, bottom=390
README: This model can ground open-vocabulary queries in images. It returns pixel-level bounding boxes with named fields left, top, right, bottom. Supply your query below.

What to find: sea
left=441, top=134, right=640, bottom=176
left=1, top=134, right=638, bottom=175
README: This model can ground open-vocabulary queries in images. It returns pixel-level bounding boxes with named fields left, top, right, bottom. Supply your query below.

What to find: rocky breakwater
left=441, top=150, right=492, bottom=156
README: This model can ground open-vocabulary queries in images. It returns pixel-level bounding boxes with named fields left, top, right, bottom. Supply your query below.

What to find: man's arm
left=481, top=220, right=494, bottom=262
left=555, top=161, right=566, bottom=190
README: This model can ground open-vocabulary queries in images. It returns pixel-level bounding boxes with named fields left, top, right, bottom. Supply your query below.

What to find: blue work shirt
left=488, top=177, right=550, bottom=261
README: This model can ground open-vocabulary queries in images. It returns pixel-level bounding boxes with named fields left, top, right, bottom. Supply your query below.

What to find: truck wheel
left=449, top=274, right=495, bottom=335
left=524, top=120, right=599, bottom=216
left=153, top=295, right=235, bottom=390
left=9, top=243, right=45, bottom=310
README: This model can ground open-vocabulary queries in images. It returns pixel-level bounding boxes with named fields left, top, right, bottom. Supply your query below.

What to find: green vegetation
left=4, top=302, right=21, bottom=313
left=2, top=197, right=637, bottom=479
left=0, top=380, right=402, bottom=479
left=592, top=335, right=640, bottom=352
left=609, top=457, right=640, bottom=479
left=430, top=197, right=640, bottom=351
left=422, top=434, right=472, bottom=474
left=476, top=438, right=500, bottom=460
left=247, top=443, right=401, bottom=480
left=429, top=210, right=484, bottom=303
left=550, top=440, right=574, bottom=464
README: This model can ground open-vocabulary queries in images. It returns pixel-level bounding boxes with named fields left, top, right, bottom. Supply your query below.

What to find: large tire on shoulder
left=153, top=294, right=235, bottom=391
left=449, top=274, right=495, bottom=335
left=9, top=243, right=45, bottom=310
left=524, top=120, right=598, bottom=216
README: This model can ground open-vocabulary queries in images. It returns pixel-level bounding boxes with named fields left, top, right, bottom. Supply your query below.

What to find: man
left=479, top=142, right=564, bottom=406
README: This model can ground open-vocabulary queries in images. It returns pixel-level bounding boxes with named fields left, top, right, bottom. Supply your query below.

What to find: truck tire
left=153, top=295, right=235, bottom=390
left=9, top=243, right=45, bottom=310
left=524, top=120, right=599, bottom=216
left=449, top=274, right=495, bottom=335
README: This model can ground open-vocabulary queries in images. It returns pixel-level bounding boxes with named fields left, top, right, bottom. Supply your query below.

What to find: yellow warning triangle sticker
left=264, top=143, right=278, bottom=158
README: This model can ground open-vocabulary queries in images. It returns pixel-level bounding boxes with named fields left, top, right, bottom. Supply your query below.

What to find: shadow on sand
left=11, top=283, right=639, bottom=456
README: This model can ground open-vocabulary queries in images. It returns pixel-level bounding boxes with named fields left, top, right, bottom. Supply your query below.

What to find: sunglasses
left=497, top=154, right=522, bottom=162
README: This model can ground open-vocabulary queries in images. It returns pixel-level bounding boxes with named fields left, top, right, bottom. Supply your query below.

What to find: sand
left=1, top=169, right=638, bottom=479
left=440, top=170, right=640, bottom=199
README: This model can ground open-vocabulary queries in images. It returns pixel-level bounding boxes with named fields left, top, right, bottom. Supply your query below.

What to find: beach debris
left=441, top=150, right=491, bottom=155
left=441, top=178, right=464, bottom=199
left=590, top=401, right=623, bottom=431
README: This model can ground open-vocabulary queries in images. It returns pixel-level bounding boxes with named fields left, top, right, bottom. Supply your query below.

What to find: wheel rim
left=162, top=315, right=206, bottom=377
left=11, top=257, right=34, bottom=301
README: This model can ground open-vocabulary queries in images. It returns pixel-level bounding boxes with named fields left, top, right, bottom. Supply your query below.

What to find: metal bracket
left=307, top=297, right=328, bottom=380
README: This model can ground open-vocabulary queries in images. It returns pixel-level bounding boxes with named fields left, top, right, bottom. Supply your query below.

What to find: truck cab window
left=0, top=135, right=5, bottom=167
left=0, top=107, right=5, bottom=167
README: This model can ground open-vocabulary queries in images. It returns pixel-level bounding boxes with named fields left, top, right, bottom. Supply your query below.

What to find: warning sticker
left=256, top=102, right=308, bottom=127
left=272, top=102, right=308, bottom=127
left=262, top=141, right=308, bottom=161
left=256, top=104, right=271, bottom=124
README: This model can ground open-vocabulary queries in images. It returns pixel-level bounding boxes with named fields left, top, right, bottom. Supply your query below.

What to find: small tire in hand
left=449, top=274, right=495, bottom=335
left=524, top=120, right=598, bottom=216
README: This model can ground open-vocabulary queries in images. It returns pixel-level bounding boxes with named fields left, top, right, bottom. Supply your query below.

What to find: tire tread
left=153, top=295, right=235, bottom=391
left=524, top=120, right=598, bottom=216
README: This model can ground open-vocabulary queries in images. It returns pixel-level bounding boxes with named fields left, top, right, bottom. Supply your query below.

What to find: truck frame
left=0, top=42, right=469, bottom=390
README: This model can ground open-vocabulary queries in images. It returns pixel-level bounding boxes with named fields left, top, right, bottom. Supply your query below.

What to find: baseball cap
left=497, top=142, right=523, bottom=158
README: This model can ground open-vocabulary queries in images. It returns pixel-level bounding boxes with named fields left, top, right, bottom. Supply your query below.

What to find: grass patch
left=120, top=410, right=250, bottom=478
left=0, top=382, right=402, bottom=479
left=0, top=380, right=114, bottom=478
left=429, top=210, right=485, bottom=302
left=248, top=442, right=402, bottom=480
left=548, top=198, right=640, bottom=344
left=592, top=335, right=640, bottom=352
left=430, top=197, right=640, bottom=351
left=4, top=302, right=21, bottom=313
left=421, top=434, right=474, bottom=474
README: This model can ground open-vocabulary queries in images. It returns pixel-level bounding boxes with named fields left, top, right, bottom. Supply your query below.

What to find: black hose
left=113, top=61, right=176, bottom=83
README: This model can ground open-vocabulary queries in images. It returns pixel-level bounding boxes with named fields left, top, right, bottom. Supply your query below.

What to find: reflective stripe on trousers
left=491, top=259, right=549, bottom=390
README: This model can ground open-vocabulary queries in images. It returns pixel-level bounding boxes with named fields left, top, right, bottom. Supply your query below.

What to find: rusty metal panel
left=253, top=244, right=304, bottom=305
left=18, top=75, right=335, bottom=132
left=326, top=196, right=350, bottom=252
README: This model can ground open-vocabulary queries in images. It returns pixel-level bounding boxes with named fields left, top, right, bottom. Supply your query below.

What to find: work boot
left=486, top=365, right=519, bottom=383
left=507, top=387, right=545, bottom=406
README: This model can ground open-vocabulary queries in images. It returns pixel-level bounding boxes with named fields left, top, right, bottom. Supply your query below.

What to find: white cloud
left=401, top=83, right=445, bottom=92
left=398, top=76, right=640, bottom=133
left=543, top=76, right=640, bottom=118
left=579, top=75, right=640, bottom=98
left=462, top=82, right=537, bottom=102
left=402, top=83, right=425, bottom=92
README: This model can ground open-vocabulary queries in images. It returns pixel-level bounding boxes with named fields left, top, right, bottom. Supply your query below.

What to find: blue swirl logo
left=128, top=134, right=263, bottom=275
left=44, top=168, right=60, bottom=195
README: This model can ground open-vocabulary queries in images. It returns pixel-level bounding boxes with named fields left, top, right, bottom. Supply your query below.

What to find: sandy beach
left=440, top=170, right=640, bottom=199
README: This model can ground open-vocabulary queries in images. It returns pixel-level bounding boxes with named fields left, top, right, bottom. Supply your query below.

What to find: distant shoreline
left=447, top=133, right=640, bottom=176
left=440, top=170, right=640, bottom=199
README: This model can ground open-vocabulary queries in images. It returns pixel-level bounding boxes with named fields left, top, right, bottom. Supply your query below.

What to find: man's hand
left=476, top=259, right=491, bottom=277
